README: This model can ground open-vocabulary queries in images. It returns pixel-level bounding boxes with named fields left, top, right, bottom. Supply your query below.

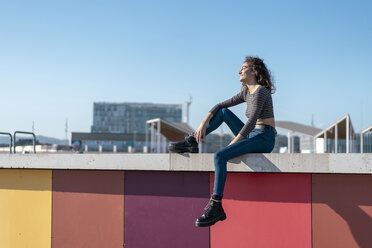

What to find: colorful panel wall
left=0, top=169, right=52, bottom=248
left=210, top=173, right=312, bottom=248
left=1, top=168, right=372, bottom=248
left=124, top=171, right=210, bottom=248
left=312, top=174, right=372, bottom=248
left=52, top=170, right=124, bottom=248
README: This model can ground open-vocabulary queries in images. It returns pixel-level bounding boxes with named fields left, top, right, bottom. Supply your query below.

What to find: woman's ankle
left=212, top=194, right=223, bottom=201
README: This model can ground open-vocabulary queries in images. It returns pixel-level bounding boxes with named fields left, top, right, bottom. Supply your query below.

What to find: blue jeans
left=205, top=108, right=277, bottom=197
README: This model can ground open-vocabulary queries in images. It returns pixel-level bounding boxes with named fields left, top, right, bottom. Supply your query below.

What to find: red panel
left=52, top=170, right=124, bottom=248
left=312, top=174, right=372, bottom=248
left=210, top=173, right=311, bottom=248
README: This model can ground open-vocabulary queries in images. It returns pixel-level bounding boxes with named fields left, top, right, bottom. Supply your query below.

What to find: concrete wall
left=0, top=154, right=372, bottom=248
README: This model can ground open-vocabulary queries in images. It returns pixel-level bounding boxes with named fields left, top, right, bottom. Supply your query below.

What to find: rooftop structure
left=275, top=121, right=321, bottom=153
left=146, top=118, right=194, bottom=153
left=315, top=114, right=358, bottom=153
left=361, top=125, right=372, bottom=153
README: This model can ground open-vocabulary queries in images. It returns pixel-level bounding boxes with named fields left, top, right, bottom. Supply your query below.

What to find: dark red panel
left=52, top=170, right=124, bottom=248
left=312, top=174, right=372, bottom=248
left=210, top=173, right=311, bottom=248
left=124, top=171, right=210, bottom=248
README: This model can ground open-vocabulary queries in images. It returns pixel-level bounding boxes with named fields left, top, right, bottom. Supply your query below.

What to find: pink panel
left=210, top=173, right=311, bottom=248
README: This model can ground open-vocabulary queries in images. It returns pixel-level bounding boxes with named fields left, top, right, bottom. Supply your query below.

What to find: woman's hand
left=194, top=112, right=213, bottom=143
left=228, top=133, right=244, bottom=146
left=194, top=124, right=207, bottom=143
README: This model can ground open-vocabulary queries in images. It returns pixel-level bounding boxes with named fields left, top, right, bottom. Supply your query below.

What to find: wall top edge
left=0, top=153, right=371, bottom=174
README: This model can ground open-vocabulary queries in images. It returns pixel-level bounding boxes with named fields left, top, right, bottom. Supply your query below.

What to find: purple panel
left=124, top=171, right=210, bottom=248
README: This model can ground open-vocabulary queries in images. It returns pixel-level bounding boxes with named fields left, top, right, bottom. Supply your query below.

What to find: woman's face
left=239, top=62, right=254, bottom=83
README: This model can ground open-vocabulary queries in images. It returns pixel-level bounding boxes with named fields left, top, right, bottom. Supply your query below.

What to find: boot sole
left=195, top=213, right=227, bottom=227
left=168, top=145, right=199, bottom=153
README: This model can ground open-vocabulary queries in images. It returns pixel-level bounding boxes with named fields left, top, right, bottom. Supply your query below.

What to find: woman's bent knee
left=220, top=107, right=230, bottom=115
left=216, top=107, right=229, bottom=116
left=214, top=151, right=225, bottom=162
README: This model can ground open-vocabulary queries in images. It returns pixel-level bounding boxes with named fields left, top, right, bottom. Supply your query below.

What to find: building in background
left=272, top=134, right=300, bottom=153
left=202, top=133, right=235, bottom=153
left=91, top=102, right=183, bottom=134
left=361, top=125, right=372, bottom=153
left=274, top=116, right=372, bottom=154
left=275, top=121, right=322, bottom=153
left=315, top=114, right=358, bottom=153
left=145, top=117, right=233, bottom=153
left=71, top=132, right=147, bottom=153
left=73, top=102, right=186, bottom=153
left=73, top=102, right=372, bottom=154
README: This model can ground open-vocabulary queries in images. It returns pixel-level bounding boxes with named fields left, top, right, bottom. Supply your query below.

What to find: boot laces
left=204, top=198, right=221, bottom=210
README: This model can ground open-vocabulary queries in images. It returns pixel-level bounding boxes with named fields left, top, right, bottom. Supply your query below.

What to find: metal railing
left=14, top=131, right=36, bottom=154
left=0, top=132, right=13, bottom=154
left=0, top=131, right=37, bottom=154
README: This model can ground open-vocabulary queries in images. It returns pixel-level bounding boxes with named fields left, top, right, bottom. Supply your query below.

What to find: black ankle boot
left=195, top=194, right=226, bottom=227
left=168, top=134, right=199, bottom=153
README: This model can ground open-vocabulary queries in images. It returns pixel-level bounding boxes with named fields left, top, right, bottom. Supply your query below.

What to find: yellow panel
left=0, top=169, right=52, bottom=248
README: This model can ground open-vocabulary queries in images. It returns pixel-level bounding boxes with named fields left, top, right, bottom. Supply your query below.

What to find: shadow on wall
left=229, top=153, right=281, bottom=172
left=312, top=174, right=372, bottom=248
left=125, top=171, right=210, bottom=198
left=0, top=169, right=51, bottom=191
left=0, top=170, right=125, bottom=195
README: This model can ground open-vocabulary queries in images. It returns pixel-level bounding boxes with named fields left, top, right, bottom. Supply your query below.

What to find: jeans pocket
left=256, top=129, right=266, bottom=134
left=249, top=129, right=264, bottom=139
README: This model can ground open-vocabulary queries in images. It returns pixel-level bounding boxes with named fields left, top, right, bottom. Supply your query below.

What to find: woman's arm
left=209, top=90, right=245, bottom=117
left=194, top=112, right=213, bottom=143
left=195, top=89, right=246, bottom=143
left=228, top=133, right=245, bottom=146
left=237, top=87, right=269, bottom=139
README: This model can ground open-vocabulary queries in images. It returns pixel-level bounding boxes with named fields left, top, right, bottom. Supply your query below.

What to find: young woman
left=169, top=56, right=277, bottom=227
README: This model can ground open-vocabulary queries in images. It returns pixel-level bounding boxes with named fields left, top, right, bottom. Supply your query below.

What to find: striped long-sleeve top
left=209, top=85, right=274, bottom=138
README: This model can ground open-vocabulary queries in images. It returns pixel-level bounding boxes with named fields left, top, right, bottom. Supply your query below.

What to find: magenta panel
left=312, top=174, right=372, bottom=248
left=124, top=171, right=210, bottom=248
left=52, top=170, right=124, bottom=248
left=210, top=173, right=311, bottom=248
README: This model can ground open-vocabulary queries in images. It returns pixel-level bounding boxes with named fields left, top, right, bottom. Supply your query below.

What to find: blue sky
left=1, top=0, right=371, bottom=139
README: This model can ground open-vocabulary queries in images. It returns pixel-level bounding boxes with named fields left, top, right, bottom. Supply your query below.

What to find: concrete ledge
left=0, top=153, right=371, bottom=174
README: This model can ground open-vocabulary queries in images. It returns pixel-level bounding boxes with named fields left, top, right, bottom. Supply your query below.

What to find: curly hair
left=242, top=56, right=276, bottom=94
